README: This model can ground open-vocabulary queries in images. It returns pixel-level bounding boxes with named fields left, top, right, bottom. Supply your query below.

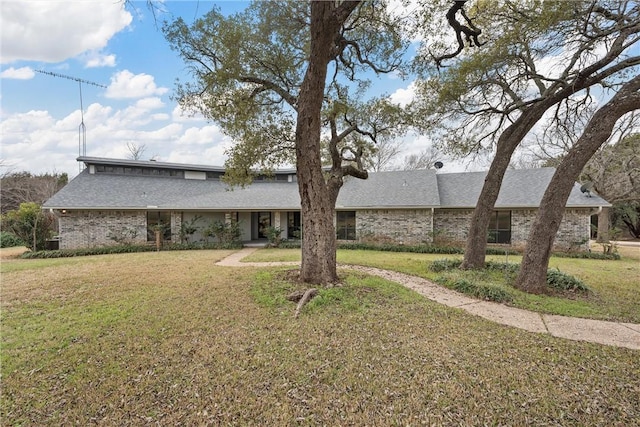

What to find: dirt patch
left=0, top=247, right=29, bottom=260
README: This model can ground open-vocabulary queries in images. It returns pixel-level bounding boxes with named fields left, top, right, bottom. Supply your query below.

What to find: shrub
left=206, top=220, right=242, bottom=244
left=1, top=202, right=55, bottom=251
left=20, top=242, right=243, bottom=259
left=0, top=232, right=24, bottom=248
left=546, top=269, right=591, bottom=293
left=553, top=251, right=620, bottom=260
left=429, top=259, right=462, bottom=272
left=484, top=261, right=520, bottom=274
left=450, top=279, right=513, bottom=303
left=338, top=242, right=464, bottom=254
left=264, top=226, right=284, bottom=247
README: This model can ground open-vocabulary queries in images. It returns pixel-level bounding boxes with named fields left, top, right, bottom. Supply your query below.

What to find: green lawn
left=243, top=247, right=640, bottom=323
left=1, top=249, right=638, bottom=425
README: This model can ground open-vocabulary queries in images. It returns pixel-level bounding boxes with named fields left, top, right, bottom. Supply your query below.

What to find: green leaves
left=164, top=1, right=413, bottom=186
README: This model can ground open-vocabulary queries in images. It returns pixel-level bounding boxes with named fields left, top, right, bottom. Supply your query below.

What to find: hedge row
left=19, top=239, right=620, bottom=261
left=20, top=242, right=244, bottom=259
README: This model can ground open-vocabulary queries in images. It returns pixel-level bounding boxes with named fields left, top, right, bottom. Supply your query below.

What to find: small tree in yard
left=1, top=202, right=55, bottom=251
left=164, top=1, right=411, bottom=285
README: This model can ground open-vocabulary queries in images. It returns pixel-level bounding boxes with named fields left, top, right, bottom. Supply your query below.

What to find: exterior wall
left=57, top=207, right=594, bottom=250
left=433, top=209, right=474, bottom=245
left=511, top=209, right=536, bottom=246
left=58, top=210, right=147, bottom=249
left=511, top=208, right=592, bottom=250
left=556, top=208, right=593, bottom=249
left=434, top=208, right=592, bottom=250
left=355, top=209, right=433, bottom=245
left=181, top=212, right=226, bottom=243
left=171, top=212, right=182, bottom=243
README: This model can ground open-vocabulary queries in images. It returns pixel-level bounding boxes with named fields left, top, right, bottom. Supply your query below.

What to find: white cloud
left=0, top=66, right=35, bottom=79
left=0, top=1, right=132, bottom=64
left=0, top=98, right=230, bottom=178
left=171, top=104, right=207, bottom=122
left=82, top=51, right=117, bottom=68
left=105, top=70, right=169, bottom=99
left=389, top=81, right=417, bottom=107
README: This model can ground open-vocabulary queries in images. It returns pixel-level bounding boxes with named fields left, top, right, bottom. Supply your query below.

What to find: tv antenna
left=36, top=70, right=107, bottom=172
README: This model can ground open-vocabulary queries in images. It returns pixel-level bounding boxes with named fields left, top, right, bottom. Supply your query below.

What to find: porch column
left=273, top=211, right=286, bottom=240
left=273, top=211, right=281, bottom=229
left=596, top=207, right=610, bottom=243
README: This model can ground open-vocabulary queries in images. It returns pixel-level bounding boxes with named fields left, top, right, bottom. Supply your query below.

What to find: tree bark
left=460, top=15, right=640, bottom=269
left=461, top=103, right=549, bottom=269
left=515, top=75, right=640, bottom=293
left=295, top=2, right=359, bottom=284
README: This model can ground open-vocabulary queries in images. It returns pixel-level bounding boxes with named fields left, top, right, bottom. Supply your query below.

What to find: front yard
left=1, top=248, right=638, bottom=425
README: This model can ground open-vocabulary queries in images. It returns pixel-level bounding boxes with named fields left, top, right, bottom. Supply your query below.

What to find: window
left=336, top=211, right=356, bottom=240
left=488, top=211, right=511, bottom=244
left=147, top=211, right=171, bottom=241
left=288, top=211, right=301, bottom=239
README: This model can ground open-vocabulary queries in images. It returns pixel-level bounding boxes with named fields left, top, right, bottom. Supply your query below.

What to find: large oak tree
left=516, top=74, right=640, bottom=293
left=414, top=0, right=640, bottom=269
left=164, top=1, right=409, bottom=284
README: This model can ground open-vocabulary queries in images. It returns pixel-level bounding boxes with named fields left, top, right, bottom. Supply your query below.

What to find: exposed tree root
left=293, top=288, right=318, bottom=318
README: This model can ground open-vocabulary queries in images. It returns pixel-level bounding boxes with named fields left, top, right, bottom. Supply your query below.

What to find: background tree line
left=0, top=171, right=68, bottom=250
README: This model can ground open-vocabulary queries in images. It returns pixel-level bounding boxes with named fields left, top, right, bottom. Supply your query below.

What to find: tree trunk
left=516, top=75, right=640, bottom=293
left=461, top=103, right=549, bottom=269
left=294, top=2, right=346, bottom=284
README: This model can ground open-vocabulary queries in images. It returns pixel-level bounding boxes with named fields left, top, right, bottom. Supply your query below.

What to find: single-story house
left=42, top=156, right=610, bottom=250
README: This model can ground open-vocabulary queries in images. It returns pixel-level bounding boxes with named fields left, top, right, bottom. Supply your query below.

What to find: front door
left=257, top=211, right=271, bottom=239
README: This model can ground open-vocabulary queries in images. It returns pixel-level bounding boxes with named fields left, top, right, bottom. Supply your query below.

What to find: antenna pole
left=35, top=70, right=105, bottom=172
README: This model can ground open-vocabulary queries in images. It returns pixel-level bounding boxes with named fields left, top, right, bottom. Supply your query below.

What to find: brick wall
left=511, top=208, right=592, bottom=250
left=432, top=209, right=474, bottom=245
left=58, top=210, right=147, bottom=249
left=356, top=209, right=433, bottom=245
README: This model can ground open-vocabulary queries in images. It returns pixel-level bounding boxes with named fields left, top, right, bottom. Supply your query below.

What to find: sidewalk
left=216, top=248, right=640, bottom=350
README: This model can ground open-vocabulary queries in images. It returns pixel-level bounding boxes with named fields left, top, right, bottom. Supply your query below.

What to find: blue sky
left=1, top=1, right=420, bottom=178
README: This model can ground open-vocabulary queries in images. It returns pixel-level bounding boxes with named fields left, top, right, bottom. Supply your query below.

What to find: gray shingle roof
left=436, top=168, right=609, bottom=208
left=43, top=170, right=302, bottom=210
left=337, top=169, right=439, bottom=208
left=43, top=159, right=609, bottom=210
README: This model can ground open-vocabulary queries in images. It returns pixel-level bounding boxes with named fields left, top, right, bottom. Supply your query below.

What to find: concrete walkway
left=216, top=248, right=640, bottom=350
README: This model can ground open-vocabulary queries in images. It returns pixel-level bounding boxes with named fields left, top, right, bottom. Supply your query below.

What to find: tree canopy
left=164, top=1, right=410, bottom=184
left=164, top=0, right=414, bottom=284
left=412, top=0, right=640, bottom=269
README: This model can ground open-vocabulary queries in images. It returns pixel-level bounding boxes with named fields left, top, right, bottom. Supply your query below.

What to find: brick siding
left=356, top=209, right=433, bottom=245
left=58, top=210, right=147, bottom=249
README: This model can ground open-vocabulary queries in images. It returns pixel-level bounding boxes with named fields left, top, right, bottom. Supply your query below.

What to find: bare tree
left=364, top=138, right=404, bottom=172
left=399, top=146, right=443, bottom=170
left=1, top=171, right=68, bottom=214
left=126, top=142, right=147, bottom=160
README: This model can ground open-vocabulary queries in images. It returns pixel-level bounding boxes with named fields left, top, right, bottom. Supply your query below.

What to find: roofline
left=77, top=156, right=299, bottom=174
left=438, top=204, right=611, bottom=209
left=45, top=204, right=612, bottom=211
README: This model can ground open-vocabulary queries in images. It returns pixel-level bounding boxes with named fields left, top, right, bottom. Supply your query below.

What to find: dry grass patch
left=2, top=251, right=639, bottom=425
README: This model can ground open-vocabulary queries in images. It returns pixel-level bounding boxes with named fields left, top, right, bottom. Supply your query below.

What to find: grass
left=243, top=247, right=640, bottom=323
left=1, top=249, right=639, bottom=425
